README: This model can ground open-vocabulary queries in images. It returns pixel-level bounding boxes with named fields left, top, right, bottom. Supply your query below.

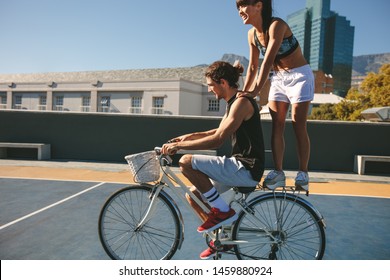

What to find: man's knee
left=179, top=154, right=193, bottom=172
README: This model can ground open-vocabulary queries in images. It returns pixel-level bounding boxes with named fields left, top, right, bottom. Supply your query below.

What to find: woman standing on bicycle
left=236, top=0, right=314, bottom=191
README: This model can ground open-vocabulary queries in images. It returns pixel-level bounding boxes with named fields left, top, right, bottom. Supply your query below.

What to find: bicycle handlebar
left=154, top=146, right=162, bottom=155
left=154, top=146, right=173, bottom=165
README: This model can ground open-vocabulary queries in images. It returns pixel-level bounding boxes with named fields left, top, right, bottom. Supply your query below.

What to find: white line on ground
left=0, top=182, right=106, bottom=231
left=0, top=175, right=129, bottom=185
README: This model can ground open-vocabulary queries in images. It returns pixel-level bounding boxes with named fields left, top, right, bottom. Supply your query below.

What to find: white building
left=0, top=66, right=343, bottom=118
left=0, top=79, right=226, bottom=116
left=0, top=66, right=227, bottom=117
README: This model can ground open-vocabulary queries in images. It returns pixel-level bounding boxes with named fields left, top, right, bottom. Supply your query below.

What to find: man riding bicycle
left=162, top=60, right=265, bottom=259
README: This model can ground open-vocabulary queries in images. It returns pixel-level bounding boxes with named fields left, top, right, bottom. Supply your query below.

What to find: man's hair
left=205, top=61, right=244, bottom=89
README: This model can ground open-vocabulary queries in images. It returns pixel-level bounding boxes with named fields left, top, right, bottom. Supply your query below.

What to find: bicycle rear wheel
left=98, top=185, right=181, bottom=260
left=232, top=192, right=326, bottom=260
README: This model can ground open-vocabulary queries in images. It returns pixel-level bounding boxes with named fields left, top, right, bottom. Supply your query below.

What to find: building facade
left=0, top=78, right=227, bottom=117
left=0, top=66, right=232, bottom=117
left=287, top=0, right=354, bottom=97
left=313, top=70, right=333, bottom=94
left=0, top=65, right=343, bottom=118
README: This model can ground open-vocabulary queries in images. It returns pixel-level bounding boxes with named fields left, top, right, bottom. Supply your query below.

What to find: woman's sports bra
left=254, top=29, right=299, bottom=59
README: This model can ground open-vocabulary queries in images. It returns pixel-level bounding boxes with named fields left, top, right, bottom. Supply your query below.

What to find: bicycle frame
left=160, top=164, right=211, bottom=218
left=135, top=156, right=282, bottom=246
left=100, top=151, right=326, bottom=260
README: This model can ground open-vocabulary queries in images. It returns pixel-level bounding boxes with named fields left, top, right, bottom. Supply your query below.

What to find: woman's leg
left=291, top=101, right=311, bottom=172
left=268, top=100, right=290, bottom=171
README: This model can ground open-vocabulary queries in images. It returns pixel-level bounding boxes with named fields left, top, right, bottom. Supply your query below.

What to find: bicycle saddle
left=233, top=186, right=256, bottom=194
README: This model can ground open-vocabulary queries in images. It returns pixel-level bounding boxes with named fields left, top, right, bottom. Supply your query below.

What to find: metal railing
left=80, top=106, right=91, bottom=112
left=128, top=107, right=143, bottom=114
left=151, top=107, right=164, bottom=115
left=53, top=105, right=64, bottom=111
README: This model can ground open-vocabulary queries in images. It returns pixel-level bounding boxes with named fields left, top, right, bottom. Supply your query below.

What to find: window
left=54, top=96, right=64, bottom=111
left=208, top=99, right=220, bottom=112
left=55, top=96, right=63, bottom=106
left=100, top=96, right=110, bottom=112
left=38, top=96, right=46, bottom=111
left=129, top=96, right=142, bottom=114
left=152, top=97, right=164, bottom=114
left=81, top=96, right=91, bottom=112
left=0, top=95, right=6, bottom=109
left=14, top=95, right=22, bottom=109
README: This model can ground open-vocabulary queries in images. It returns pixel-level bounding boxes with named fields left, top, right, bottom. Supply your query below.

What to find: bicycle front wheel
left=232, top=192, right=326, bottom=260
left=98, top=185, right=181, bottom=260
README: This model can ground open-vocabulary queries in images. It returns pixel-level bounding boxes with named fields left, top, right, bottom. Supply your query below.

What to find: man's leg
left=185, top=187, right=210, bottom=221
left=179, top=154, right=236, bottom=233
left=179, top=154, right=230, bottom=212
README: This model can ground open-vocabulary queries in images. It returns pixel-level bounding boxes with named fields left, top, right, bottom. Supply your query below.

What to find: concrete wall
left=0, top=110, right=389, bottom=174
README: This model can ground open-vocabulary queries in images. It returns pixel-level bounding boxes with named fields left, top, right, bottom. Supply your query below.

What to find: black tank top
left=227, top=95, right=265, bottom=182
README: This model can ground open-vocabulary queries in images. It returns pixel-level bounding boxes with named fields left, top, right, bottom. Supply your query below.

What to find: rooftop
left=0, top=66, right=209, bottom=84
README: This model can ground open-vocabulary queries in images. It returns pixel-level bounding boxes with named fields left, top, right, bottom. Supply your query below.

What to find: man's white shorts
left=191, top=154, right=260, bottom=194
left=269, top=64, right=314, bottom=104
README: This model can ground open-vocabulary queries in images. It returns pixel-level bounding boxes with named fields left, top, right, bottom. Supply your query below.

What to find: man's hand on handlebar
left=162, top=141, right=179, bottom=155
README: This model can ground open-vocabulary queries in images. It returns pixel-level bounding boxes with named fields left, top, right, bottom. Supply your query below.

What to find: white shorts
left=269, top=64, right=314, bottom=104
left=191, top=154, right=260, bottom=194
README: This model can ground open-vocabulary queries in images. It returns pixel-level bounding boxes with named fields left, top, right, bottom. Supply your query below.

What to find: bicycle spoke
left=233, top=193, right=325, bottom=260
left=99, top=186, right=180, bottom=260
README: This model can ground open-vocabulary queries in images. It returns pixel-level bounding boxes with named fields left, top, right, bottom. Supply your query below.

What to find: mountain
left=221, top=52, right=390, bottom=77
left=2, top=53, right=388, bottom=85
left=352, top=53, right=390, bottom=76
left=220, top=54, right=250, bottom=71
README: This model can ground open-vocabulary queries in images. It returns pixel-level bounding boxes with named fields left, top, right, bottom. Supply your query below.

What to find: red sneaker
left=197, top=208, right=238, bottom=233
left=200, top=240, right=234, bottom=260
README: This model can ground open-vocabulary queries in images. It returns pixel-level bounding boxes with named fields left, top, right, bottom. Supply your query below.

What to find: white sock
left=203, top=187, right=230, bottom=212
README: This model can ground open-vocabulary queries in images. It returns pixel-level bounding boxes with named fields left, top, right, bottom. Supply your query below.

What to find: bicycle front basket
left=124, top=151, right=160, bottom=183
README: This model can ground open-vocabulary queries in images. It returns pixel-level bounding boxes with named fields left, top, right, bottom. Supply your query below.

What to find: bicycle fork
left=134, top=184, right=164, bottom=231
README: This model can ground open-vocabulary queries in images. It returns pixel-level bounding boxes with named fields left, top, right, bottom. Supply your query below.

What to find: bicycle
left=98, top=148, right=326, bottom=260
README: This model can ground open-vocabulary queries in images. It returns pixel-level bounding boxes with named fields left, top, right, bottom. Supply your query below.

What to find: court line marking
left=0, top=175, right=130, bottom=185
left=0, top=182, right=106, bottom=231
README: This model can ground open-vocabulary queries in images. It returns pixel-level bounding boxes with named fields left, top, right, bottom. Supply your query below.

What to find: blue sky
left=0, top=0, right=389, bottom=74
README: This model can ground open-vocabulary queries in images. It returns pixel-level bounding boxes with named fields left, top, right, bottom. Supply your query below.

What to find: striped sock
left=203, top=187, right=230, bottom=212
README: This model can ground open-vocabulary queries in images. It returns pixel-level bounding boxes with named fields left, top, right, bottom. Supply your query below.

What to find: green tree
left=361, top=63, right=390, bottom=106
left=309, top=103, right=337, bottom=120
left=334, top=64, right=390, bottom=121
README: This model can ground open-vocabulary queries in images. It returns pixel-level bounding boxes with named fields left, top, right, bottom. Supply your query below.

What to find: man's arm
left=162, top=98, right=253, bottom=154
left=168, top=128, right=218, bottom=143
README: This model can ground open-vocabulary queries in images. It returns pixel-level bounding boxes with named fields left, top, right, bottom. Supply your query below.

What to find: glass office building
left=287, top=0, right=354, bottom=96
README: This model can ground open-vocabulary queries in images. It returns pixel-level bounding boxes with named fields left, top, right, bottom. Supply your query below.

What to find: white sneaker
left=295, top=171, right=309, bottom=191
left=263, top=170, right=286, bottom=190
